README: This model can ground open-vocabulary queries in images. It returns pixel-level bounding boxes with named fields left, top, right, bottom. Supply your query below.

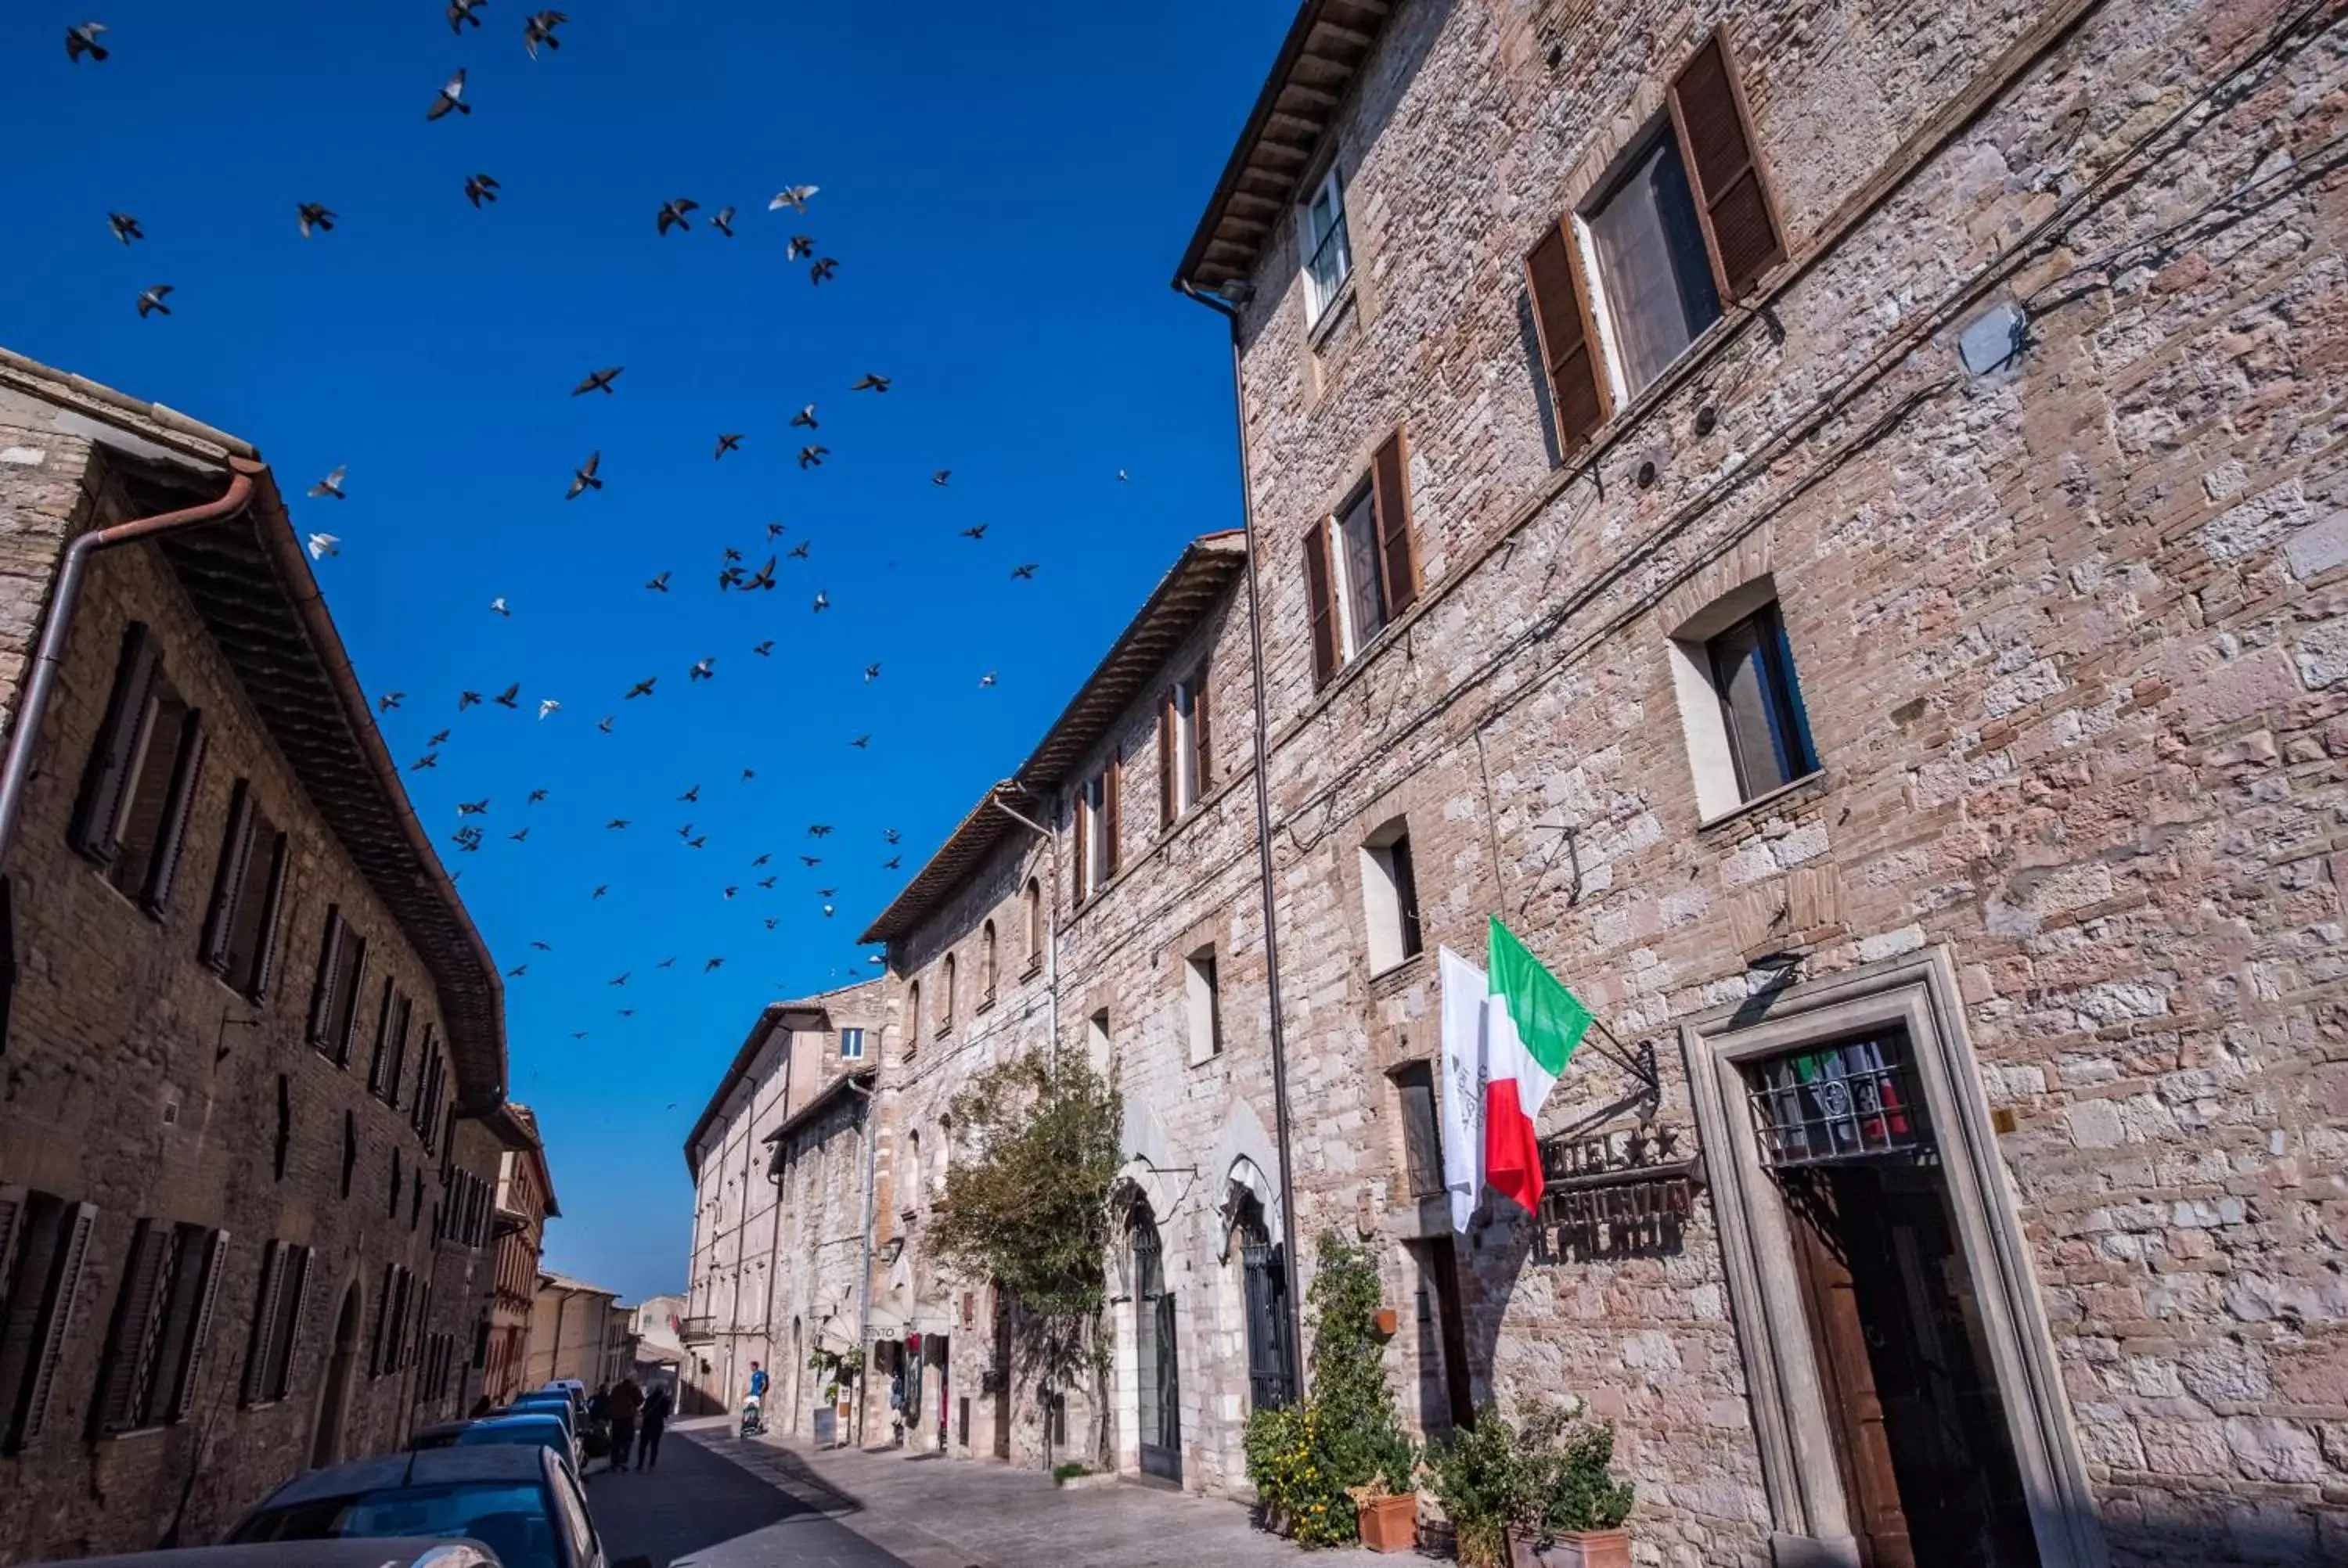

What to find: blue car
left=228, top=1443, right=640, bottom=1568
left=412, top=1412, right=580, bottom=1478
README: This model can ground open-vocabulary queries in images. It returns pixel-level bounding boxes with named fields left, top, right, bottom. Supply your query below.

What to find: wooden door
left=1428, top=1237, right=1478, bottom=1430
left=992, top=1291, right=1012, bottom=1460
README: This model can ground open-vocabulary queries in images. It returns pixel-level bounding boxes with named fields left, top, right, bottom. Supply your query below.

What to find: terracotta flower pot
left=1357, top=1491, right=1417, bottom=1552
left=1509, top=1527, right=1630, bottom=1568
left=1372, top=1307, right=1400, bottom=1336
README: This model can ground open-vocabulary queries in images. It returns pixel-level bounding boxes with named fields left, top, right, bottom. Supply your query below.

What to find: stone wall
left=0, top=423, right=506, bottom=1560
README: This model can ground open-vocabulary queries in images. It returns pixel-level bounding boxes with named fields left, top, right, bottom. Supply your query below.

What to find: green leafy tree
left=930, top=1051, right=1122, bottom=1464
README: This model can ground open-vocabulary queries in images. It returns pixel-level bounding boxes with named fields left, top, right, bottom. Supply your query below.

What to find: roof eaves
left=762, top=1065, right=878, bottom=1147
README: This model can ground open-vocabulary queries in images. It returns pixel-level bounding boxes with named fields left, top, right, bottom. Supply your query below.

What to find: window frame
left=1360, top=819, right=1424, bottom=977
left=1576, top=124, right=1722, bottom=408
left=1666, top=578, right=1820, bottom=823
left=1707, top=602, right=1817, bottom=805
left=1183, top=945, right=1223, bottom=1066
left=838, top=1027, right=866, bottom=1061
left=1299, top=164, right=1354, bottom=326
left=1305, top=431, right=1417, bottom=689
left=1160, top=672, right=1211, bottom=829
left=202, top=780, right=289, bottom=1000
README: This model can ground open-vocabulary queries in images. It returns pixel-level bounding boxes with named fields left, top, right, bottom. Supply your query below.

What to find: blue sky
left=8, top=0, right=1281, bottom=1304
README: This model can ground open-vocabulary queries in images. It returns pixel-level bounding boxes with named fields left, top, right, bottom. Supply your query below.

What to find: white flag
left=1439, top=945, right=1489, bottom=1233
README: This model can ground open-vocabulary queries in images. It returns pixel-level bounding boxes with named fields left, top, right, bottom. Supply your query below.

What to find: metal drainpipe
left=986, top=784, right=1060, bottom=1069
left=1175, top=279, right=1305, bottom=1399
left=0, top=462, right=257, bottom=865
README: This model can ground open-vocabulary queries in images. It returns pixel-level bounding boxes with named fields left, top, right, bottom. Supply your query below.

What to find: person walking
left=636, top=1381, right=674, bottom=1470
left=605, top=1375, right=644, bottom=1473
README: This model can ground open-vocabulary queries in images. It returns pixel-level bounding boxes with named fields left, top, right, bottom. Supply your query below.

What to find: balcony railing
left=678, top=1315, right=716, bottom=1343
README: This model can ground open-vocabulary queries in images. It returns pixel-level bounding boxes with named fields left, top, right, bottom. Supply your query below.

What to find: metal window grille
left=1743, top=1034, right=1932, bottom=1169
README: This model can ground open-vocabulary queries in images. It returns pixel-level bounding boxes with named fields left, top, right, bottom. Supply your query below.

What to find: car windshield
left=469, top=1424, right=558, bottom=1448
left=233, top=1481, right=561, bottom=1568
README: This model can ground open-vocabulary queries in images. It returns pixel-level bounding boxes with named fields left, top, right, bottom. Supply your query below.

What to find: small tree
left=930, top=1051, right=1122, bottom=1464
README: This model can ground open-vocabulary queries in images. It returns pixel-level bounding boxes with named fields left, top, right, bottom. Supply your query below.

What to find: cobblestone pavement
left=630, top=1419, right=1396, bottom=1568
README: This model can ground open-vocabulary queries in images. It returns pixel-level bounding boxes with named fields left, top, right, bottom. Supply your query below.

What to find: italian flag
left=1439, top=919, right=1594, bottom=1226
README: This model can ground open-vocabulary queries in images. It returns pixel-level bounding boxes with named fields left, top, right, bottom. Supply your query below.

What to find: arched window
left=941, top=954, right=957, bottom=1034
left=981, top=921, right=998, bottom=1005
left=905, top=1129, right=922, bottom=1212
left=938, top=1114, right=954, bottom=1195
left=907, top=979, right=922, bottom=1053
left=1024, top=878, right=1044, bottom=976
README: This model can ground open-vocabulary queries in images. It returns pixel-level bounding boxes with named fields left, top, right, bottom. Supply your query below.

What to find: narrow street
left=585, top=1419, right=1392, bottom=1568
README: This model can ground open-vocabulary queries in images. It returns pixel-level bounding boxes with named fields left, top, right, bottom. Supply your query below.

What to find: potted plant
left=1428, top=1404, right=1634, bottom=1568
left=1347, top=1426, right=1421, bottom=1552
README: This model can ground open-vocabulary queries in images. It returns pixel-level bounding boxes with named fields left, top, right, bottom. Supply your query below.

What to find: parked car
left=540, top=1378, right=588, bottom=1411
left=412, top=1412, right=580, bottom=1478
left=502, top=1394, right=581, bottom=1452
left=226, top=1444, right=644, bottom=1568
left=27, top=1543, right=502, bottom=1568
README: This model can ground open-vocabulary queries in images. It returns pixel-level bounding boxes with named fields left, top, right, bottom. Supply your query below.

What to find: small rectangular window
left=1086, top=1009, right=1112, bottom=1074
left=1161, top=675, right=1210, bottom=826
left=839, top=1027, right=866, bottom=1060
left=1184, top=947, right=1222, bottom=1065
left=1706, top=603, right=1816, bottom=803
left=1361, top=822, right=1424, bottom=976
left=1301, top=166, right=1353, bottom=325
left=1585, top=129, right=1722, bottom=400
left=1392, top=1062, right=1445, bottom=1199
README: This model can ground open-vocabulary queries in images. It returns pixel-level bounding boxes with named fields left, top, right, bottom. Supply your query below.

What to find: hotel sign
left=1531, top=1124, right=1702, bottom=1263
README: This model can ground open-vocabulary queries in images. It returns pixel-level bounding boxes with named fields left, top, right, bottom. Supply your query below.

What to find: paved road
left=584, top=1418, right=1392, bottom=1568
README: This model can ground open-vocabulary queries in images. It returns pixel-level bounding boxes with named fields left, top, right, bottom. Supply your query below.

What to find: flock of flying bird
left=62, top=7, right=1137, bottom=1048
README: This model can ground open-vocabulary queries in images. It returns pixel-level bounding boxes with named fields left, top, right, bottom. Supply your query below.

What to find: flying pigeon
left=427, top=729, right=451, bottom=746
left=882, top=828, right=902, bottom=844
left=686, top=836, right=706, bottom=850
left=412, top=753, right=440, bottom=771
left=136, top=284, right=174, bottom=318
left=851, top=373, right=891, bottom=393
left=798, top=446, right=827, bottom=469
left=427, top=70, right=470, bottom=120
left=308, top=466, right=348, bottom=501
left=704, top=957, right=726, bottom=972
left=960, top=524, right=988, bottom=541
left=606, top=818, right=628, bottom=829
left=740, top=768, right=756, bottom=782
left=506, top=965, right=528, bottom=978
left=933, top=471, right=951, bottom=486
left=790, top=405, right=818, bottom=430
left=657, top=957, right=676, bottom=969
left=678, top=784, right=700, bottom=803
left=378, top=692, right=405, bottom=713
left=768, top=185, right=819, bottom=212
left=448, top=0, right=487, bottom=33
left=787, top=236, right=816, bottom=260
left=751, top=854, right=772, bottom=867
left=567, top=451, right=602, bottom=499
left=745, top=557, right=776, bottom=591
left=531, top=940, right=553, bottom=951
left=306, top=532, right=339, bottom=559
left=297, top=203, right=337, bottom=239
left=523, top=9, right=566, bottom=56
left=823, top=904, right=835, bottom=919
left=1011, top=563, right=1038, bottom=580
left=883, top=856, right=901, bottom=871
left=850, top=734, right=870, bottom=749
left=490, top=596, right=511, bottom=616
left=809, top=257, right=838, bottom=286
left=458, top=691, right=482, bottom=710
left=657, top=199, right=697, bottom=236
left=457, top=798, right=490, bottom=816
left=492, top=682, right=520, bottom=710
left=808, top=825, right=833, bottom=838
left=626, top=676, right=657, bottom=699
left=690, top=657, right=715, bottom=682
left=788, top=541, right=811, bottom=559
left=799, top=855, right=822, bottom=868
left=452, top=827, right=484, bottom=852
left=765, top=521, right=787, bottom=539
left=758, top=876, right=776, bottom=890
left=509, top=828, right=530, bottom=843
left=715, top=433, right=742, bottom=460
left=711, top=207, right=736, bottom=237
left=592, top=885, right=608, bottom=900
left=108, top=212, right=143, bottom=244
left=765, top=918, right=779, bottom=930
left=537, top=699, right=560, bottom=720
left=609, top=973, right=629, bottom=987
left=752, top=639, right=774, bottom=657
left=65, top=21, right=109, bottom=62
left=646, top=571, right=671, bottom=592
left=864, top=664, right=882, bottom=682
left=722, top=887, right=738, bottom=901
left=465, top=173, right=500, bottom=207
left=573, top=365, right=622, bottom=396
left=569, top=1031, right=589, bottom=1041
left=528, top=789, right=548, bottom=804
left=812, top=590, right=829, bottom=613
left=979, top=671, right=998, bottom=688
left=597, top=714, right=614, bottom=733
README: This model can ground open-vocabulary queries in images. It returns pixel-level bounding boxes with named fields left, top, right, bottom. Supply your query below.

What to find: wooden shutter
left=366, top=981, right=395, bottom=1094
left=369, top=1264, right=393, bottom=1377
left=308, top=909, right=346, bottom=1049
left=1193, top=673, right=1212, bottom=789
left=1304, top=521, right=1338, bottom=688
left=1158, top=696, right=1176, bottom=829
left=0, top=1188, right=23, bottom=1294
left=201, top=782, right=257, bottom=969
left=94, top=1220, right=174, bottom=1433
left=1525, top=221, right=1608, bottom=454
left=1071, top=793, right=1088, bottom=903
left=244, top=833, right=290, bottom=1000
left=242, top=1241, right=283, bottom=1406
left=272, top=1248, right=312, bottom=1401
left=19, top=1203, right=96, bottom=1444
left=1669, top=29, right=1783, bottom=300
left=1371, top=430, right=1417, bottom=616
left=167, top=1229, right=228, bottom=1421
left=141, top=714, right=209, bottom=914
left=1104, top=753, right=1122, bottom=879
left=71, top=624, right=160, bottom=860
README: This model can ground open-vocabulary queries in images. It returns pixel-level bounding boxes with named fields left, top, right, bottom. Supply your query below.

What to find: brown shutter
left=1193, top=673, right=1212, bottom=789
left=1104, top=753, right=1122, bottom=879
left=272, top=1249, right=312, bottom=1401
left=1525, top=222, right=1608, bottom=454
left=166, top=1228, right=227, bottom=1421
left=245, top=835, right=290, bottom=1000
left=1158, top=696, right=1176, bottom=829
left=1371, top=430, right=1418, bottom=616
left=20, top=1203, right=96, bottom=1444
left=71, top=624, right=160, bottom=860
left=201, top=782, right=257, bottom=970
left=336, top=938, right=369, bottom=1065
left=366, top=981, right=394, bottom=1093
left=242, top=1241, right=283, bottom=1406
left=1070, top=794, right=1088, bottom=902
left=369, top=1264, right=393, bottom=1377
left=95, top=1221, right=174, bottom=1433
left=308, top=909, right=345, bottom=1048
left=1304, top=521, right=1338, bottom=689
left=142, top=714, right=209, bottom=915
left=1669, top=29, right=1783, bottom=300
left=0, top=1188, right=23, bottom=1288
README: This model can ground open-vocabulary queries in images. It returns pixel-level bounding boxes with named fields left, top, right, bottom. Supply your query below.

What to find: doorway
left=1234, top=1198, right=1293, bottom=1412
left=926, top=1334, right=949, bottom=1451
left=1753, top=1031, right=2037, bottom=1568
left=1131, top=1203, right=1182, bottom=1483
left=311, top=1282, right=362, bottom=1469
left=991, top=1289, right=1012, bottom=1460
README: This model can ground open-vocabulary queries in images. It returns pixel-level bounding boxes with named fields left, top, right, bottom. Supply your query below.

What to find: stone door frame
left=1678, top=945, right=2105, bottom=1568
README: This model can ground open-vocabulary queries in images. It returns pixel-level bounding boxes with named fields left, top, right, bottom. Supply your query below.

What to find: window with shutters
left=1524, top=29, right=1782, bottom=448
left=1391, top=1061, right=1446, bottom=1199
left=90, top=1219, right=227, bottom=1435
left=308, top=908, right=368, bottom=1063
left=1304, top=432, right=1417, bottom=688
left=366, top=980, right=400, bottom=1099
left=1160, top=673, right=1209, bottom=829
left=0, top=1190, right=98, bottom=1453
left=1183, top=946, right=1222, bottom=1066
left=74, top=624, right=208, bottom=914
left=1075, top=763, right=1119, bottom=900
left=1667, top=580, right=1819, bottom=820
left=1023, top=878, right=1044, bottom=978
left=1361, top=818, right=1424, bottom=976
left=940, top=953, right=957, bottom=1036
left=1300, top=165, right=1353, bottom=326
left=906, top=980, right=922, bottom=1057
left=202, top=781, right=288, bottom=999
left=340, top=1110, right=358, bottom=1199
left=979, top=922, right=998, bottom=1009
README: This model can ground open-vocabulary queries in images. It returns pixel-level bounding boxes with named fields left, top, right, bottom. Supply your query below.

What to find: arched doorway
left=311, top=1281, right=362, bottom=1469
left=1129, top=1200, right=1181, bottom=1483
left=1230, top=1193, right=1294, bottom=1412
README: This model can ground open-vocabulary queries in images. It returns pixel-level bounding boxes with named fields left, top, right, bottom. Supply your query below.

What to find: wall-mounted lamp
left=877, top=1237, right=906, bottom=1266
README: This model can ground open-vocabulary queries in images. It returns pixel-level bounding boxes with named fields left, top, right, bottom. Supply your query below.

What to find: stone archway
left=311, top=1278, right=362, bottom=1469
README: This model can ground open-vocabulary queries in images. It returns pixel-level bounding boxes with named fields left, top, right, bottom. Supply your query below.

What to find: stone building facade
left=0, top=350, right=513, bottom=1560
left=486, top=1102, right=558, bottom=1405
left=523, top=1271, right=621, bottom=1391
left=679, top=980, right=883, bottom=1419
